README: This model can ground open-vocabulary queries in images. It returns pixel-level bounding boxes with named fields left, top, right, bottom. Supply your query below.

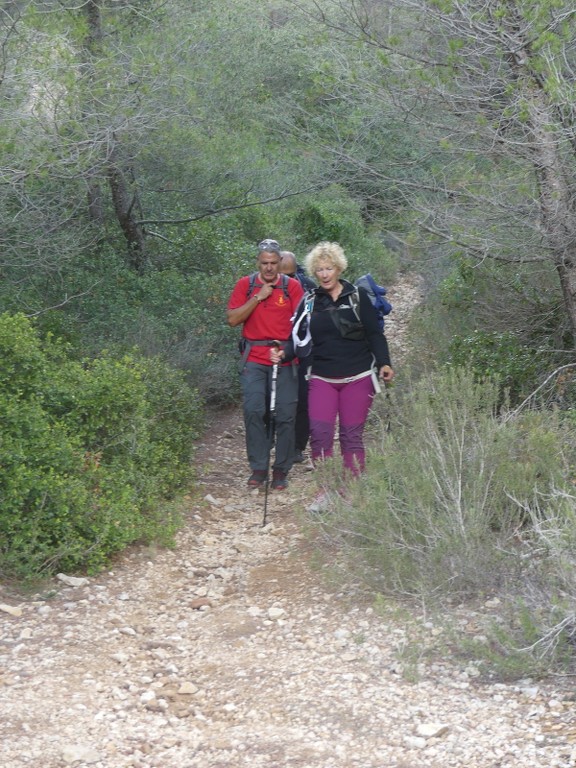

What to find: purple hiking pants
left=308, top=373, right=375, bottom=476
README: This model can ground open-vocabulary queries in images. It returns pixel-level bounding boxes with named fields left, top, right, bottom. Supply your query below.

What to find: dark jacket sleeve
left=358, top=288, right=392, bottom=368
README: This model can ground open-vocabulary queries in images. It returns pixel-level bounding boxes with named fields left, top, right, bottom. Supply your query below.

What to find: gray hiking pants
left=240, top=362, right=298, bottom=474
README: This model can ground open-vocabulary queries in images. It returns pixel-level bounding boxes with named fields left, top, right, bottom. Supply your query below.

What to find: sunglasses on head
left=258, top=239, right=280, bottom=251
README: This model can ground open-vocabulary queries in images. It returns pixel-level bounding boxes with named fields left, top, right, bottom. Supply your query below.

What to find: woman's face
left=314, top=259, right=341, bottom=292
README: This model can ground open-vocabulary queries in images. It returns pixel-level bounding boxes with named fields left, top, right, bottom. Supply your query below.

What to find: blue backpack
left=353, top=274, right=392, bottom=332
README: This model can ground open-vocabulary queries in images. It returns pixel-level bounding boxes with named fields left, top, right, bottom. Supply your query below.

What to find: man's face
left=257, top=251, right=281, bottom=283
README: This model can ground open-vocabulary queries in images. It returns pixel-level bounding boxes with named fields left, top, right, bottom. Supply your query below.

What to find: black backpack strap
left=247, top=272, right=290, bottom=300
left=279, top=273, right=289, bottom=299
left=246, top=272, right=258, bottom=299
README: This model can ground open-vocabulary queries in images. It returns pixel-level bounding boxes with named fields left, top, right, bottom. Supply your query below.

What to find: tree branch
left=25, top=282, right=102, bottom=318
left=136, top=186, right=320, bottom=226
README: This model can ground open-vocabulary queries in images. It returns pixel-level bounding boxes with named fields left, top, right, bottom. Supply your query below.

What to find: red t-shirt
left=228, top=274, right=304, bottom=365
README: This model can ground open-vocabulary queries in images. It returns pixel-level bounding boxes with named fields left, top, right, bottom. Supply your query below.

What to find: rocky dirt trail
left=2, top=274, right=576, bottom=768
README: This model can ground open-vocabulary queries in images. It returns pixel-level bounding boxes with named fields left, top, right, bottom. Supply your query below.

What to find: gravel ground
left=2, top=273, right=576, bottom=768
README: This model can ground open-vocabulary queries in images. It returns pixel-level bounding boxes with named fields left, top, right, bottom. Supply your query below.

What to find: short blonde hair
left=305, top=241, right=347, bottom=276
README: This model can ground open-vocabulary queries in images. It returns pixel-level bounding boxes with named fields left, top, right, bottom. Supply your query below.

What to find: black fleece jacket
left=306, top=279, right=391, bottom=379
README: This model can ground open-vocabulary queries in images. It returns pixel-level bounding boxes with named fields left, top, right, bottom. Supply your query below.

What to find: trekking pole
left=384, top=380, right=393, bottom=433
left=262, top=359, right=279, bottom=527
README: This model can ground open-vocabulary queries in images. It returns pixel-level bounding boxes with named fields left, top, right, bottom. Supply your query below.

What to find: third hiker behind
left=280, top=250, right=317, bottom=465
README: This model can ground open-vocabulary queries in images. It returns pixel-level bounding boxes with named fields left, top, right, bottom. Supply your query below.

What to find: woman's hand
left=379, top=364, right=394, bottom=383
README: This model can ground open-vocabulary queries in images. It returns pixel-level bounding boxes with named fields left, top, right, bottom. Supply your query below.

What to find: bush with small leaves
left=315, top=366, right=576, bottom=672
left=448, top=329, right=547, bottom=406
left=0, top=313, right=203, bottom=583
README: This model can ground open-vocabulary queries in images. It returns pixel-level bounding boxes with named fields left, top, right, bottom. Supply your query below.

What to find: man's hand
left=255, top=283, right=274, bottom=302
left=270, top=343, right=284, bottom=364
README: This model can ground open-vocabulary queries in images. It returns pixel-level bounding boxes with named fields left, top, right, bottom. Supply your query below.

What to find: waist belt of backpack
left=239, top=339, right=284, bottom=370
left=310, top=369, right=373, bottom=385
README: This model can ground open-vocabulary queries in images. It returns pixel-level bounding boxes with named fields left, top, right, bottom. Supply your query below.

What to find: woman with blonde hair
left=293, top=242, right=394, bottom=497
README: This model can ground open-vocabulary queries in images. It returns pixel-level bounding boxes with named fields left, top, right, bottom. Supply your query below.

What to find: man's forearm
left=227, top=294, right=263, bottom=327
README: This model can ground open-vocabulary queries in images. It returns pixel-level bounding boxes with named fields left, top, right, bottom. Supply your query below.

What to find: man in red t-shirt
left=227, top=239, right=304, bottom=491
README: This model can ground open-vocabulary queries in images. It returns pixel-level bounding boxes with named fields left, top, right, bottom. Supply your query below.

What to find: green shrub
left=137, top=354, right=204, bottom=495
left=448, top=329, right=547, bottom=405
left=370, top=370, right=572, bottom=593
left=293, top=195, right=365, bottom=247
left=44, top=251, right=242, bottom=404
left=0, top=313, right=203, bottom=583
left=288, top=189, right=398, bottom=281
left=0, top=313, right=53, bottom=396
left=314, top=367, right=576, bottom=672
left=135, top=269, right=241, bottom=404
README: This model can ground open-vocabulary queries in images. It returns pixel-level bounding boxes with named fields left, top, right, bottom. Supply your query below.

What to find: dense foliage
left=3, top=0, right=572, bottom=404
left=0, top=314, right=202, bottom=582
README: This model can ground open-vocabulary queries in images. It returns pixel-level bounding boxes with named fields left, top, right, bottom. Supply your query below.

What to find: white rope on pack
left=291, top=293, right=314, bottom=357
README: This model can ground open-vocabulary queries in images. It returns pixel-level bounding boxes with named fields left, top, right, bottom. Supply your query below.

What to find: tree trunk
left=530, top=94, right=576, bottom=342
left=82, top=0, right=146, bottom=269
left=107, top=144, right=146, bottom=273
left=82, top=1, right=105, bottom=224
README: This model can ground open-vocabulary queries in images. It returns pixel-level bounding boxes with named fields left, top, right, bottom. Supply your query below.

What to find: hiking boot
left=271, top=469, right=288, bottom=491
left=293, top=450, right=305, bottom=464
left=247, top=470, right=267, bottom=488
